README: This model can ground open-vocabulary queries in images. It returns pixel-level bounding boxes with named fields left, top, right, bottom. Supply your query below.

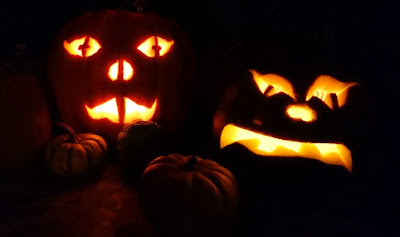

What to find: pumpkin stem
left=182, top=156, right=198, bottom=171
left=132, top=0, right=146, bottom=12
left=55, top=122, right=79, bottom=143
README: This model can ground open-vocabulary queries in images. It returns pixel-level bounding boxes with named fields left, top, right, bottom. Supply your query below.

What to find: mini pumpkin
left=139, top=154, right=238, bottom=237
left=45, top=123, right=107, bottom=179
left=47, top=10, right=194, bottom=141
left=0, top=71, right=51, bottom=173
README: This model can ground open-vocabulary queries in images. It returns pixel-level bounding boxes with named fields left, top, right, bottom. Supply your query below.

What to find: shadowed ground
left=0, top=163, right=155, bottom=237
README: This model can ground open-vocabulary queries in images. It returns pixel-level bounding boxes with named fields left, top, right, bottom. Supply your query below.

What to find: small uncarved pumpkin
left=45, top=123, right=107, bottom=178
left=139, top=154, right=238, bottom=237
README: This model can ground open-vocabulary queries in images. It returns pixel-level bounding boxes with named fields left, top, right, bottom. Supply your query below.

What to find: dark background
left=0, top=0, right=399, bottom=235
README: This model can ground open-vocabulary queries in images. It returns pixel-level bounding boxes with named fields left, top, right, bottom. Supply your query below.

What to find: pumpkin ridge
left=199, top=170, right=238, bottom=212
left=191, top=171, right=224, bottom=201
left=201, top=165, right=237, bottom=185
left=81, top=134, right=108, bottom=153
left=67, top=145, right=75, bottom=176
left=81, top=140, right=95, bottom=170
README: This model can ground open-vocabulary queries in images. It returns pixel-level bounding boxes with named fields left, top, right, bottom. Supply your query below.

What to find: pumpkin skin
left=45, top=123, right=107, bottom=178
left=0, top=71, right=51, bottom=173
left=47, top=10, right=194, bottom=141
left=139, top=154, right=238, bottom=237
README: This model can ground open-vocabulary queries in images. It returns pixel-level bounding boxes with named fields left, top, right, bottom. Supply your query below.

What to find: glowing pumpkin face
left=47, top=10, right=194, bottom=140
left=214, top=69, right=360, bottom=172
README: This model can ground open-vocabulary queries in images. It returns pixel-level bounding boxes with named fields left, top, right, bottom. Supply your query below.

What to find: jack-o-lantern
left=214, top=66, right=365, bottom=172
left=47, top=10, right=194, bottom=141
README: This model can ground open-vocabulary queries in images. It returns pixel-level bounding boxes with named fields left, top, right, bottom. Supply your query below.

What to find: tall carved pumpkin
left=47, top=10, right=194, bottom=141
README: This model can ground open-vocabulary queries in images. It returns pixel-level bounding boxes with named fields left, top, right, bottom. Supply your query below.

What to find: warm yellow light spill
left=85, top=98, right=119, bottom=123
left=124, top=99, right=157, bottom=123
left=108, top=60, right=134, bottom=81
left=63, top=37, right=86, bottom=56
left=306, top=75, right=358, bottom=109
left=123, top=60, right=134, bottom=81
left=137, top=36, right=174, bottom=57
left=156, top=36, right=174, bottom=56
left=86, top=37, right=102, bottom=57
left=286, top=104, right=317, bottom=122
left=137, top=37, right=156, bottom=57
left=63, top=36, right=101, bottom=57
left=220, top=124, right=352, bottom=171
left=86, top=98, right=157, bottom=124
left=250, top=70, right=296, bottom=100
left=108, top=61, right=119, bottom=81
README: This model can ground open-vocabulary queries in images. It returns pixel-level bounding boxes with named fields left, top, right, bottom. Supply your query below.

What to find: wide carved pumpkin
left=208, top=42, right=371, bottom=235
left=47, top=10, right=194, bottom=141
left=211, top=43, right=367, bottom=173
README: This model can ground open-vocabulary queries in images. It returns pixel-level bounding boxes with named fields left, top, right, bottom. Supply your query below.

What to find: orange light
left=86, top=37, right=102, bottom=57
left=123, top=61, right=134, bottom=80
left=108, top=60, right=134, bottom=81
left=124, top=98, right=157, bottom=123
left=286, top=104, right=316, bottom=122
left=108, top=61, right=119, bottom=81
left=85, top=97, right=157, bottom=124
left=85, top=98, right=119, bottom=123
left=63, top=36, right=101, bottom=57
left=137, top=36, right=174, bottom=57
left=220, top=124, right=352, bottom=171
left=306, top=75, right=358, bottom=109
left=250, top=70, right=296, bottom=100
left=157, top=36, right=174, bottom=56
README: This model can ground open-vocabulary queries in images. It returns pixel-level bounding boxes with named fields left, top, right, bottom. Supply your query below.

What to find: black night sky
left=1, top=0, right=399, bottom=236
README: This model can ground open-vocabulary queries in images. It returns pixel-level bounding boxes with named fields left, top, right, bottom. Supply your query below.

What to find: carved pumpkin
left=211, top=41, right=367, bottom=173
left=47, top=10, right=194, bottom=141
left=215, top=69, right=361, bottom=172
left=209, top=44, right=369, bottom=235
left=139, top=154, right=238, bottom=237
left=45, top=123, right=107, bottom=179
left=0, top=71, right=51, bottom=173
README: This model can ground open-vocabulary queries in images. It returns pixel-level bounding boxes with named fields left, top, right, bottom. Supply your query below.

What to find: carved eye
left=137, top=36, right=174, bottom=57
left=250, top=70, right=296, bottom=100
left=306, top=75, right=358, bottom=109
left=63, top=36, right=101, bottom=57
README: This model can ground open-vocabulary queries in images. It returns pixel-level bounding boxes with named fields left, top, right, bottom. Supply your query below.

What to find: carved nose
left=108, top=60, right=134, bottom=81
left=286, top=104, right=317, bottom=122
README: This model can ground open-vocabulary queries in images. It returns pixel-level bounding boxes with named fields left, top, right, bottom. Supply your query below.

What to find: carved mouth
left=85, top=97, right=157, bottom=124
left=220, top=123, right=352, bottom=172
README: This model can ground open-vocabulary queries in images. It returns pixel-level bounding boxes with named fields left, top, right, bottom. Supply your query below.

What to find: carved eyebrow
left=250, top=69, right=296, bottom=100
left=306, top=75, right=358, bottom=109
